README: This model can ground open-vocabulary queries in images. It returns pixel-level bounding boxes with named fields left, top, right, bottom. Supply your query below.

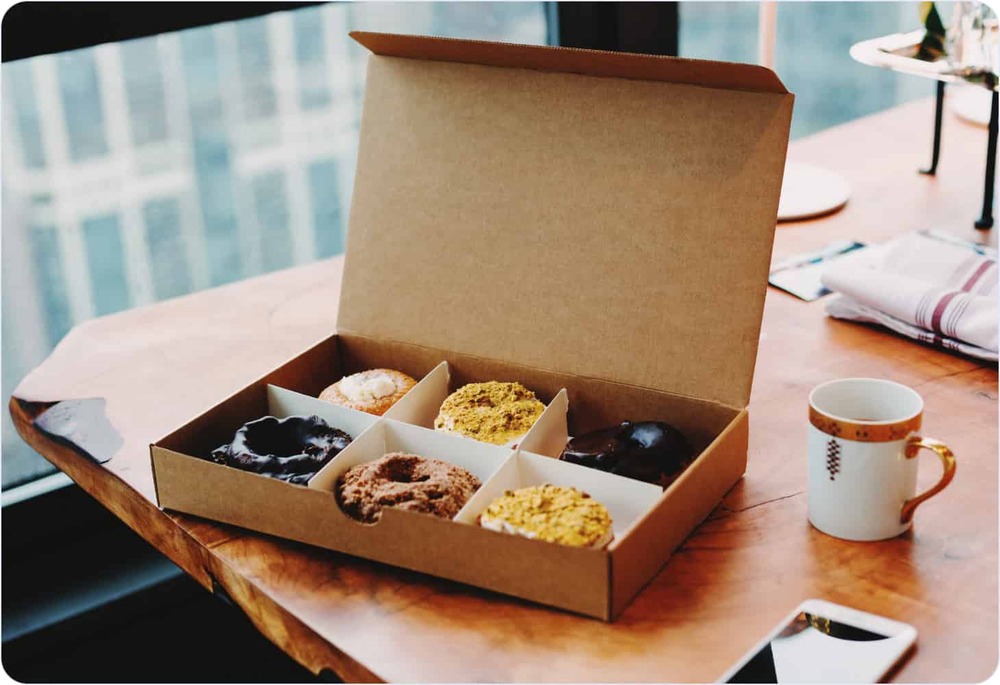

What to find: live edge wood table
left=10, top=98, right=998, bottom=683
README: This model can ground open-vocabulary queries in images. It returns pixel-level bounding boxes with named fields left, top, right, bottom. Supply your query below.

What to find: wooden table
left=10, top=98, right=998, bottom=682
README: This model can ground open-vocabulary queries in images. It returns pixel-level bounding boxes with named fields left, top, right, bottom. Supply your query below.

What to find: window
left=1, top=2, right=549, bottom=490
left=3, top=2, right=945, bottom=491
left=679, top=2, right=933, bottom=139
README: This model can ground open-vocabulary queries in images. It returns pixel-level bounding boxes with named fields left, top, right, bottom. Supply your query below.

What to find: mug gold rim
left=808, top=378, right=924, bottom=423
left=809, top=406, right=923, bottom=443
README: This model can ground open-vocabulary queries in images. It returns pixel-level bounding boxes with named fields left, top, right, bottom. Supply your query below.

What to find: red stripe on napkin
left=962, top=260, right=994, bottom=292
left=950, top=253, right=979, bottom=286
left=930, top=292, right=960, bottom=335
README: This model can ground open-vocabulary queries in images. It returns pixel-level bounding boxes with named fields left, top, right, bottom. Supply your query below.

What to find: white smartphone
left=717, top=599, right=918, bottom=683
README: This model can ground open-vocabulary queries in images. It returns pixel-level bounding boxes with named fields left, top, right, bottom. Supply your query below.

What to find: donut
left=319, top=369, right=417, bottom=416
left=434, top=381, right=545, bottom=445
left=210, top=415, right=352, bottom=485
left=336, top=452, right=481, bottom=523
left=478, top=484, right=613, bottom=548
left=559, top=421, right=693, bottom=488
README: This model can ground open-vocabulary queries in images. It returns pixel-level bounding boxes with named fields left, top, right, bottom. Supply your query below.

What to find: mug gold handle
left=900, top=437, right=956, bottom=524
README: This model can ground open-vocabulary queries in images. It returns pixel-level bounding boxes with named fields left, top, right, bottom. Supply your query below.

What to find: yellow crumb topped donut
left=479, top=484, right=613, bottom=548
left=319, top=369, right=417, bottom=416
left=434, top=381, right=545, bottom=445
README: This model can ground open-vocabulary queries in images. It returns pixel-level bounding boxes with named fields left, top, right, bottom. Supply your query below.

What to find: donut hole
left=383, top=456, right=431, bottom=484
left=245, top=429, right=305, bottom=458
left=241, top=416, right=336, bottom=458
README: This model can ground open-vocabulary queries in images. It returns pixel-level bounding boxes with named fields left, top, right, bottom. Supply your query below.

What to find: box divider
left=382, top=361, right=450, bottom=427
left=453, top=452, right=520, bottom=524
left=266, top=385, right=380, bottom=441
left=517, top=388, right=569, bottom=456
left=606, top=548, right=614, bottom=621
left=308, top=420, right=388, bottom=492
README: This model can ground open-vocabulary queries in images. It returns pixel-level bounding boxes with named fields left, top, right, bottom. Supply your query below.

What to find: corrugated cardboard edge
left=350, top=31, right=788, bottom=94
left=609, top=409, right=749, bottom=618
left=150, top=441, right=163, bottom=508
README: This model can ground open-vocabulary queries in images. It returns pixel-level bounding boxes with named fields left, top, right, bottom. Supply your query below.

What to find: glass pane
left=143, top=197, right=192, bottom=300
left=57, top=50, right=109, bottom=161
left=82, top=213, right=132, bottom=316
left=1, top=2, right=548, bottom=490
left=680, top=1, right=933, bottom=139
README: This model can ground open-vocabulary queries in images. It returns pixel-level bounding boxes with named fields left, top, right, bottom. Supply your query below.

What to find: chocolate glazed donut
left=560, top=421, right=694, bottom=488
left=211, top=415, right=352, bottom=485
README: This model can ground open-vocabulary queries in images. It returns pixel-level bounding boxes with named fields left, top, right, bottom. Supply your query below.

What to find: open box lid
left=338, top=32, right=793, bottom=409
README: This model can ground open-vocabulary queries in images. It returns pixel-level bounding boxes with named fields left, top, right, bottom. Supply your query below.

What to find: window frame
left=1, top=1, right=325, bottom=62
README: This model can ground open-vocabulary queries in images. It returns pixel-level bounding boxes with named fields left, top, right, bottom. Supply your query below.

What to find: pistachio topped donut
left=479, top=484, right=613, bottom=548
left=319, top=368, right=417, bottom=416
left=434, top=381, right=545, bottom=445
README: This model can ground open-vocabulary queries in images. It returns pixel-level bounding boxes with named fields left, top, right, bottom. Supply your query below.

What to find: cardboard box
left=151, top=32, right=793, bottom=620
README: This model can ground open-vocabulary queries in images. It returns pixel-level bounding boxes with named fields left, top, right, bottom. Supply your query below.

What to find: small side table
left=850, top=29, right=998, bottom=229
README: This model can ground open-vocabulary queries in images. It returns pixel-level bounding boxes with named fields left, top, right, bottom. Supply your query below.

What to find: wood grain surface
left=10, top=98, right=998, bottom=682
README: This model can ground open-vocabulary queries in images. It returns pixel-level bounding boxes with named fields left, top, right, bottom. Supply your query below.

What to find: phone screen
left=725, top=611, right=910, bottom=683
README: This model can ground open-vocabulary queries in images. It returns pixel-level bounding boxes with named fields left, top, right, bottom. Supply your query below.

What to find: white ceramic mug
left=807, top=378, right=956, bottom=542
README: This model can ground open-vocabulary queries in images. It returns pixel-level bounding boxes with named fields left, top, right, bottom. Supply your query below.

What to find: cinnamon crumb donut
left=336, top=452, right=481, bottom=523
left=319, top=368, right=417, bottom=416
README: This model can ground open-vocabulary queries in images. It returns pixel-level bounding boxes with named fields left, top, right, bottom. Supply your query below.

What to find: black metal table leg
left=975, top=88, right=998, bottom=230
left=921, top=81, right=946, bottom=175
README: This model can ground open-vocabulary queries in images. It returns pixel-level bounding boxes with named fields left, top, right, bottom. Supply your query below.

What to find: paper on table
left=769, top=240, right=868, bottom=301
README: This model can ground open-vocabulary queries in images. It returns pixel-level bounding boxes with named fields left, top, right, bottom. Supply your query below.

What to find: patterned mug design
left=825, top=438, right=841, bottom=481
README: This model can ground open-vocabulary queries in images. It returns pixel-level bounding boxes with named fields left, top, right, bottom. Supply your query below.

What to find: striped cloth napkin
left=820, top=232, right=998, bottom=361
